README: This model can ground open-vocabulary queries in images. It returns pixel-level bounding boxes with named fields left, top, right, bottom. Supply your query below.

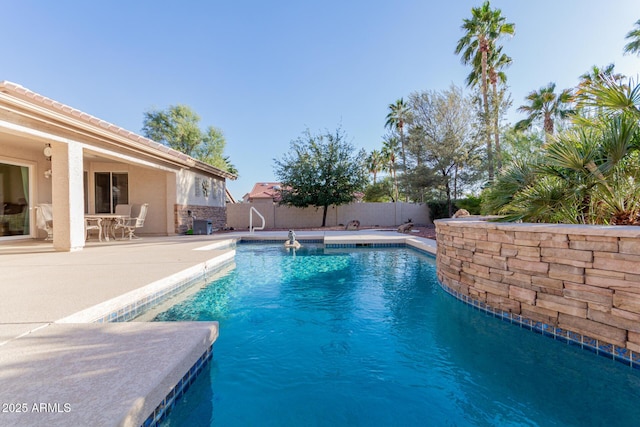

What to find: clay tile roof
left=247, top=182, right=283, bottom=201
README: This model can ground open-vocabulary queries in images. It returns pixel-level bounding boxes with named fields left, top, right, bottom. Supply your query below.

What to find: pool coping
left=0, top=237, right=236, bottom=427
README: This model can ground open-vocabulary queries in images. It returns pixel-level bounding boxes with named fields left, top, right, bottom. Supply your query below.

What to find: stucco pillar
left=52, top=141, right=85, bottom=251
left=166, top=172, right=177, bottom=235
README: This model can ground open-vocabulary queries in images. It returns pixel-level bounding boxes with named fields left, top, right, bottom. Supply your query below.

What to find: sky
left=2, top=1, right=640, bottom=200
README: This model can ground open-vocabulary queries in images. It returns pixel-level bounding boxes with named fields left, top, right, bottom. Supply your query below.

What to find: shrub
left=455, top=196, right=482, bottom=214
left=427, top=200, right=458, bottom=222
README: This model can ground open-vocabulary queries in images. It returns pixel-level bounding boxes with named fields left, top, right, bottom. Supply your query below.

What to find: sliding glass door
left=0, top=161, right=30, bottom=238
left=94, top=172, right=128, bottom=213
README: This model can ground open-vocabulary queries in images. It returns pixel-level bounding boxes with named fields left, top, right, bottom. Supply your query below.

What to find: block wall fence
left=226, top=201, right=431, bottom=230
left=435, top=218, right=640, bottom=359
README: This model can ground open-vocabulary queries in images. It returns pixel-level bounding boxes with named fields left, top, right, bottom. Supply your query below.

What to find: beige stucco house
left=0, top=81, right=235, bottom=251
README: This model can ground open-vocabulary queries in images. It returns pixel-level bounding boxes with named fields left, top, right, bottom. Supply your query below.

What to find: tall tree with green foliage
left=363, top=177, right=395, bottom=202
left=467, top=45, right=512, bottom=170
left=366, top=149, right=384, bottom=184
left=385, top=98, right=410, bottom=175
left=273, top=127, right=368, bottom=227
left=382, top=135, right=400, bottom=201
left=515, top=83, right=574, bottom=143
left=498, top=128, right=545, bottom=164
left=455, top=0, right=514, bottom=181
left=405, top=85, right=482, bottom=214
left=142, top=104, right=236, bottom=174
left=624, top=19, right=640, bottom=56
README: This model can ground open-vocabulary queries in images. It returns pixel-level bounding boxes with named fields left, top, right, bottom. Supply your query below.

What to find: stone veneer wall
left=174, top=205, right=226, bottom=234
left=436, top=218, right=640, bottom=357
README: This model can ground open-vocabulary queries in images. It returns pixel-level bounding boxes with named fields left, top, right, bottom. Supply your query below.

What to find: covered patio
left=0, top=81, right=234, bottom=251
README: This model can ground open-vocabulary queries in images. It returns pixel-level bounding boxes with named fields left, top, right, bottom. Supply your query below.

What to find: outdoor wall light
left=43, top=143, right=52, bottom=160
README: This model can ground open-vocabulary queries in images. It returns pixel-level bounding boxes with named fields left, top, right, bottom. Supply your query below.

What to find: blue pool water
left=157, top=244, right=640, bottom=426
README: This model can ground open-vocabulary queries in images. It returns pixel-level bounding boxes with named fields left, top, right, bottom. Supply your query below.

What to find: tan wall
left=176, top=169, right=225, bottom=208
left=86, top=162, right=169, bottom=236
left=226, top=202, right=430, bottom=230
left=436, top=218, right=640, bottom=355
left=129, top=166, right=168, bottom=235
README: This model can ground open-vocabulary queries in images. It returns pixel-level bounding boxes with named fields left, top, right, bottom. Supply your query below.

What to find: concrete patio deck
left=0, top=230, right=436, bottom=426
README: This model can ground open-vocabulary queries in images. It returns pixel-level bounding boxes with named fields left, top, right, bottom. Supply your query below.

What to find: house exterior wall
left=174, top=205, right=226, bottom=234
left=174, top=169, right=227, bottom=234
left=129, top=166, right=169, bottom=235
left=85, top=162, right=170, bottom=236
left=226, top=202, right=430, bottom=230
left=435, top=218, right=640, bottom=354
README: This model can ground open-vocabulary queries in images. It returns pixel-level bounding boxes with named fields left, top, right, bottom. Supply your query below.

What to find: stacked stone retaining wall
left=174, top=205, right=226, bottom=234
left=436, top=218, right=640, bottom=358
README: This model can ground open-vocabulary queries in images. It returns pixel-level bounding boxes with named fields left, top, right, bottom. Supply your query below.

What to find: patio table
left=85, top=214, right=127, bottom=241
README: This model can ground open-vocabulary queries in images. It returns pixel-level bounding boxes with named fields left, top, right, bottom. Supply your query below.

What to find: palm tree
left=382, top=136, right=400, bottom=202
left=486, top=77, right=640, bottom=225
left=515, top=82, right=574, bottom=143
left=455, top=0, right=515, bottom=181
left=223, top=156, right=238, bottom=176
left=367, top=149, right=383, bottom=184
left=577, top=64, right=623, bottom=92
left=467, top=46, right=512, bottom=170
left=575, top=64, right=625, bottom=117
left=580, top=74, right=640, bottom=119
left=385, top=98, right=410, bottom=175
left=624, top=19, right=640, bottom=56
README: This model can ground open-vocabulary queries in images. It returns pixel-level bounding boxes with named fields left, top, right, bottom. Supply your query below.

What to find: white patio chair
left=85, top=217, right=102, bottom=242
left=35, top=204, right=54, bottom=240
left=114, top=204, right=132, bottom=239
left=116, top=203, right=148, bottom=240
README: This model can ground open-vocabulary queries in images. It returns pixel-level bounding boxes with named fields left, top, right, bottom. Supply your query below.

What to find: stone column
left=52, top=141, right=85, bottom=251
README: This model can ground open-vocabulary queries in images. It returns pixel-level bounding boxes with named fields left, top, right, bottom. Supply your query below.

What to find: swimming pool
left=155, top=244, right=640, bottom=426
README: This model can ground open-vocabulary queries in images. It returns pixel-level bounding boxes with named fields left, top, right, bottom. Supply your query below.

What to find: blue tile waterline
left=141, top=346, right=214, bottom=427
left=92, top=243, right=236, bottom=324
left=94, top=257, right=235, bottom=323
left=437, top=280, right=640, bottom=370
left=239, top=239, right=324, bottom=246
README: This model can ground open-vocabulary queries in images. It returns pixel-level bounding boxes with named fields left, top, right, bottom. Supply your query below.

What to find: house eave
left=0, top=81, right=233, bottom=180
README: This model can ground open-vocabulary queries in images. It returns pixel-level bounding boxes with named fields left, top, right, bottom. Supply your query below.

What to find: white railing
left=249, top=207, right=265, bottom=233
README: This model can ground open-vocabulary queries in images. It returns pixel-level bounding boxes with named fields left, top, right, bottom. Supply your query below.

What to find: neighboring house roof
left=0, top=81, right=236, bottom=181
left=242, top=182, right=365, bottom=203
left=243, top=182, right=283, bottom=202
